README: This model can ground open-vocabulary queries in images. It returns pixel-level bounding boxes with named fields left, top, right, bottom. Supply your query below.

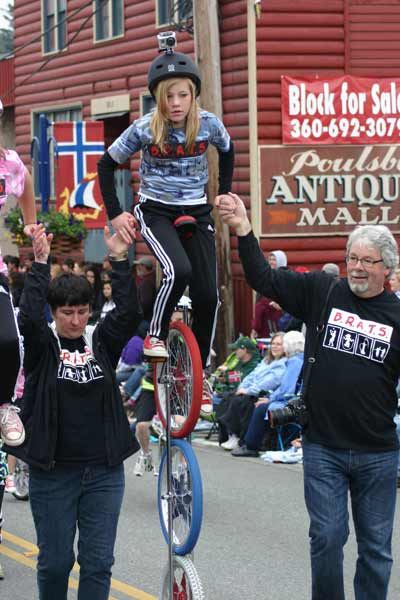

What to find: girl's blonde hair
left=150, top=77, right=200, bottom=153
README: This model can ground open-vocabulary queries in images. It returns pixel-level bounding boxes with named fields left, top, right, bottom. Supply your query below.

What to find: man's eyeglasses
left=346, top=255, right=384, bottom=269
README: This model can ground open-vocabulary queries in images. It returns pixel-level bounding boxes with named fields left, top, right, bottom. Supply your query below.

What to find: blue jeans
left=303, top=441, right=398, bottom=600
left=394, top=414, right=400, bottom=475
left=124, top=365, right=146, bottom=398
left=29, top=463, right=125, bottom=600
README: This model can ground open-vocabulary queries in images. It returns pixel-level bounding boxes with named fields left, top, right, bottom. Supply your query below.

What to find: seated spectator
left=250, top=250, right=287, bottom=339
left=218, top=331, right=286, bottom=451
left=100, top=281, right=116, bottom=320
left=117, top=321, right=147, bottom=381
left=212, top=336, right=261, bottom=400
left=231, top=330, right=305, bottom=457
left=118, top=324, right=147, bottom=405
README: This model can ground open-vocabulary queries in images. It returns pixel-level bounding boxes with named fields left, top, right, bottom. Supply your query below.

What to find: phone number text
left=289, top=117, right=400, bottom=139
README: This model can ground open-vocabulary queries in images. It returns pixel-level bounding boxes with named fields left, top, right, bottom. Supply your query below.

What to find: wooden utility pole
left=193, top=0, right=235, bottom=364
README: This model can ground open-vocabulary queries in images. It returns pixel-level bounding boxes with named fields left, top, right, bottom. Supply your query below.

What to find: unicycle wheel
left=154, top=321, right=202, bottom=438
left=157, top=439, right=203, bottom=556
left=160, top=555, right=205, bottom=600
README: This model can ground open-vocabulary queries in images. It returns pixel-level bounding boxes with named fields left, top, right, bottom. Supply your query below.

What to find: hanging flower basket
left=4, top=206, right=87, bottom=259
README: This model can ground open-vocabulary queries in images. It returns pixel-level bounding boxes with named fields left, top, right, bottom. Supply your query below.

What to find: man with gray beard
left=216, top=192, right=400, bottom=600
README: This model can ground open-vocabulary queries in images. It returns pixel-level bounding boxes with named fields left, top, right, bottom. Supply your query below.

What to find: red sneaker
left=143, top=335, right=168, bottom=359
left=0, top=403, right=25, bottom=447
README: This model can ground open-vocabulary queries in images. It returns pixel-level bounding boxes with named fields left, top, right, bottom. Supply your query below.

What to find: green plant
left=4, top=206, right=88, bottom=246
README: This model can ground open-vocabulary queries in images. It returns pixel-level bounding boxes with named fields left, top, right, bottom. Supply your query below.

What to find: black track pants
left=134, top=200, right=220, bottom=368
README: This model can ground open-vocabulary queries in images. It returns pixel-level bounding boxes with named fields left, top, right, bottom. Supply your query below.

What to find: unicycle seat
left=173, top=215, right=197, bottom=238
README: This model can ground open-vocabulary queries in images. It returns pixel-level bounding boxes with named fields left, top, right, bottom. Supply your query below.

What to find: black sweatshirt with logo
left=238, top=231, right=400, bottom=451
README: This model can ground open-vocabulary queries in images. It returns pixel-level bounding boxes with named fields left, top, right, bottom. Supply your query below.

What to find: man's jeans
left=303, top=441, right=398, bottom=600
left=394, top=414, right=400, bottom=476
left=29, top=463, right=125, bottom=600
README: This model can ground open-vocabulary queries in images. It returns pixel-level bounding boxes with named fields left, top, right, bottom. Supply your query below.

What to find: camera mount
left=157, top=31, right=177, bottom=55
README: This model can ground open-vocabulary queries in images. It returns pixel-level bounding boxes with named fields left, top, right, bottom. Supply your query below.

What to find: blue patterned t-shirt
left=108, top=110, right=230, bottom=205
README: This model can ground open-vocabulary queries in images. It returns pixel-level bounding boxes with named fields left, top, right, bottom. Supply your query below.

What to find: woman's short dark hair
left=47, top=274, right=93, bottom=310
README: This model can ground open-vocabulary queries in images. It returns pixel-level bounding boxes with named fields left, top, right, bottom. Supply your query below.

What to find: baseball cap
left=228, top=336, right=257, bottom=353
left=134, top=256, right=154, bottom=270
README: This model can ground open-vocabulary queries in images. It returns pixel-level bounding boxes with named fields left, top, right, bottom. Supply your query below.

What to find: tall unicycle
left=153, top=300, right=205, bottom=599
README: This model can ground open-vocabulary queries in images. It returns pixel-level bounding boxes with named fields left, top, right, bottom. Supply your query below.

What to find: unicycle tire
left=157, top=439, right=203, bottom=556
left=154, top=321, right=202, bottom=438
left=160, top=555, right=205, bottom=600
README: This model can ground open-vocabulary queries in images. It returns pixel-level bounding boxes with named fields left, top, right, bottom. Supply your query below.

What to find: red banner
left=54, top=121, right=106, bottom=229
left=282, top=75, right=400, bottom=145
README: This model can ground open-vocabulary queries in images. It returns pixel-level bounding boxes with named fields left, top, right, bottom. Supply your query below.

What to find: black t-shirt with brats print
left=55, top=336, right=107, bottom=465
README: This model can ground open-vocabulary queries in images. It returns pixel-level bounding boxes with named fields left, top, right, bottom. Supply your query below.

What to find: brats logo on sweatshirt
left=57, top=346, right=104, bottom=384
left=323, top=308, right=392, bottom=363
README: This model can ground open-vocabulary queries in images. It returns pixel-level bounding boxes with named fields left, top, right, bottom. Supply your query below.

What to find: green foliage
left=4, top=206, right=87, bottom=246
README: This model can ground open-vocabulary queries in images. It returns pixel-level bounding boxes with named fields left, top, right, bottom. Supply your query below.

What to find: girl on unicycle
left=98, top=36, right=234, bottom=379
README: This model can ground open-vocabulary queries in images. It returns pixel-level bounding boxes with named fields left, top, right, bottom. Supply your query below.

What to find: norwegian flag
left=54, top=121, right=106, bottom=229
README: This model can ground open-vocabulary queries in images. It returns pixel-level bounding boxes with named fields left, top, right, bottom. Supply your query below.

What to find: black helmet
left=148, top=51, right=201, bottom=98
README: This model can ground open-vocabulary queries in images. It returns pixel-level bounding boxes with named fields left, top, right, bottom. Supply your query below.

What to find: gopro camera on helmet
left=157, top=31, right=177, bottom=53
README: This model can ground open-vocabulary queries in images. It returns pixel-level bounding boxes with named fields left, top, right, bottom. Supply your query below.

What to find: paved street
left=1, top=433, right=400, bottom=599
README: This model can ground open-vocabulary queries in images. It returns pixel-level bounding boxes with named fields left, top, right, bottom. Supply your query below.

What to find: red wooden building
left=8, top=0, right=400, bottom=335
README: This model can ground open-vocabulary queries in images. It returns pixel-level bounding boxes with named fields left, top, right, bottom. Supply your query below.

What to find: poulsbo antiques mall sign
left=259, top=144, right=400, bottom=237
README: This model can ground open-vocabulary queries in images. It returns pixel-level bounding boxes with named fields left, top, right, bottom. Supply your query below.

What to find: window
left=157, top=0, right=193, bottom=28
left=32, top=106, right=82, bottom=198
left=94, top=0, right=123, bottom=42
left=42, top=0, right=67, bottom=54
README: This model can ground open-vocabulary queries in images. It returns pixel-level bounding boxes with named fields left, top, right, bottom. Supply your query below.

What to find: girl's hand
left=23, top=223, right=39, bottom=238
left=111, top=212, right=137, bottom=244
left=215, top=192, right=251, bottom=236
left=32, top=225, right=53, bottom=263
left=104, top=225, right=131, bottom=257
